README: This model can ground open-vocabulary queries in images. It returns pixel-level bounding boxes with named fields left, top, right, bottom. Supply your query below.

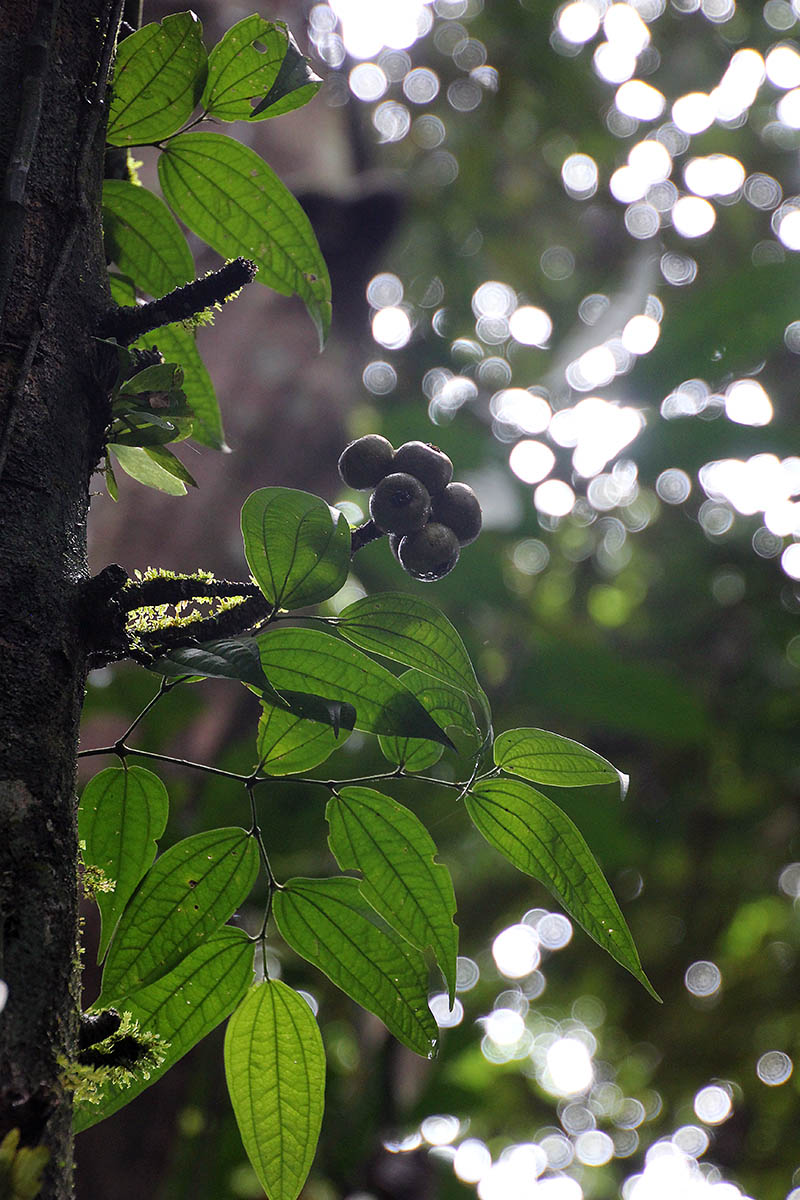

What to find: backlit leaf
left=257, top=699, right=350, bottom=775
left=107, top=13, right=207, bottom=147
left=138, top=323, right=224, bottom=451
left=99, top=827, right=259, bottom=1004
left=273, top=876, right=438, bottom=1057
left=78, top=766, right=169, bottom=963
left=494, top=728, right=627, bottom=795
left=225, top=981, right=325, bottom=1200
left=159, top=133, right=331, bottom=345
left=256, top=627, right=453, bottom=746
left=378, top=667, right=479, bottom=770
left=466, top=779, right=659, bottom=1000
left=202, top=17, right=286, bottom=121
left=241, top=488, right=351, bottom=610
left=103, top=180, right=194, bottom=297
left=75, top=927, right=253, bottom=1131
left=328, top=788, right=458, bottom=1002
left=109, top=444, right=187, bottom=495
left=250, top=29, right=322, bottom=119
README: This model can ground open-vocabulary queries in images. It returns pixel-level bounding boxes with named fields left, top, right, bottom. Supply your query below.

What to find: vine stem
left=113, top=676, right=177, bottom=747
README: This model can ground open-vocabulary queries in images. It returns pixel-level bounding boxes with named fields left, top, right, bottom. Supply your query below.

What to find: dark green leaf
left=257, top=699, right=350, bottom=775
left=78, top=766, right=169, bottom=963
left=202, top=16, right=286, bottom=122
left=250, top=28, right=322, bottom=119
left=466, top=779, right=659, bottom=1000
left=256, top=627, right=454, bottom=746
left=378, top=668, right=479, bottom=770
left=74, top=927, right=253, bottom=1131
left=225, top=981, right=325, bottom=1200
left=337, top=592, right=482, bottom=701
left=274, top=877, right=438, bottom=1057
left=494, top=728, right=627, bottom=795
left=328, top=788, right=458, bottom=1002
left=107, top=13, right=208, bottom=147
left=99, top=827, right=259, bottom=1004
left=103, top=180, right=194, bottom=296
left=241, top=488, right=351, bottom=610
left=109, top=444, right=187, bottom=495
left=136, top=323, right=225, bottom=451
left=158, top=133, right=331, bottom=346
left=153, top=638, right=281, bottom=694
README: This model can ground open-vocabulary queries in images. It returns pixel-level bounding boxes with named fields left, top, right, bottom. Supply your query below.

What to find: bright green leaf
left=202, top=16, right=286, bottom=121
left=143, top=444, right=198, bottom=488
left=107, top=13, right=208, bottom=147
left=225, top=981, right=325, bottom=1200
left=378, top=667, right=479, bottom=770
left=99, top=827, right=259, bottom=1004
left=103, top=180, right=194, bottom=296
left=75, top=927, right=253, bottom=1131
left=249, top=29, right=322, bottom=119
left=274, top=876, right=438, bottom=1057
left=257, top=699, right=350, bottom=775
left=328, top=788, right=459, bottom=1003
left=109, top=444, right=187, bottom=495
left=256, top=627, right=453, bottom=747
left=494, top=728, right=627, bottom=795
left=241, top=488, right=351, bottom=610
left=135, top=323, right=225, bottom=451
left=158, top=133, right=331, bottom=346
left=466, top=779, right=659, bottom=1000
left=117, top=361, right=184, bottom=398
left=78, top=767, right=169, bottom=963
left=337, top=592, right=482, bottom=702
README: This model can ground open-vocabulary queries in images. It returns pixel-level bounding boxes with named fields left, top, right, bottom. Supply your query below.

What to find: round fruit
left=338, top=435, right=395, bottom=490
left=397, top=522, right=460, bottom=581
left=393, top=440, right=453, bottom=496
left=431, top=482, right=482, bottom=546
left=369, top=472, right=432, bottom=536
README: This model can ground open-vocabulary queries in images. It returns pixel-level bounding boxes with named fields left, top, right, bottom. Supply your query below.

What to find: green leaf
left=202, top=17, right=288, bottom=122
left=109, top=444, right=187, bottom=495
left=99, top=827, right=259, bottom=1004
left=135, top=323, right=225, bottom=451
left=494, top=728, right=627, bottom=796
left=466, top=779, right=659, bottom=1000
left=257, top=699, right=350, bottom=775
left=378, top=667, right=480, bottom=770
left=78, top=767, right=169, bottom=964
left=158, top=133, right=331, bottom=346
left=117, top=361, right=185, bottom=399
left=142, top=444, right=198, bottom=488
left=274, top=877, right=438, bottom=1057
left=103, top=180, right=194, bottom=296
left=225, top=981, right=325, bottom=1200
left=153, top=638, right=281, bottom=693
left=107, top=13, right=208, bottom=147
left=250, top=29, right=322, bottom=119
left=241, top=488, right=351, bottom=610
left=75, top=927, right=253, bottom=1132
left=327, top=788, right=459, bottom=1003
left=337, top=592, right=482, bottom=702
left=108, top=273, right=137, bottom=306
left=256, top=627, right=454, bottom=746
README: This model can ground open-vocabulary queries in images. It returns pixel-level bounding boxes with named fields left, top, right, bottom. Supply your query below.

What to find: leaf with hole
left=75, top=927, right=253, bottom=1131
left=98, top=827, right=259, bottom=1004
left=158, top=133, right=331, bottom=346
left=107, top=13, right=208, bottom=147
left=78, top=767, right=169, bottom=963
left=250, top=28, right=322, bottom=119
left=225, top=981, right=325, bottom=1200
left=466, top=779, right=659, bottom=1000
left=203, top=16, right=319, bottom=123
left=327, top=788, right=458, bottom=1002
left=274, top=876, right=438, bottom=1057
left=494, top=728, right=627, bottom=796
left=241, top=488, right=351, bottom=610
left=103, top=180, right=194, bottom=296
left=256, top=627, right=453, bottom=746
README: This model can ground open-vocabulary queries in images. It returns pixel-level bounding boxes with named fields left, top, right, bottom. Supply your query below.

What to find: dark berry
left=338, top=435, right=395, bottom=490
left=393, top=440, right=453, bottom=496
left=369, top=473, right=432, bottom=535
left=431, top=482, right=482, bottom=546
left=397, top=523, right=460, bottom=581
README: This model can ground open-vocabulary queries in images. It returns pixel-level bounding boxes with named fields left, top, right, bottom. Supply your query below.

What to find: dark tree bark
left=0, top=3, right=119, bottom=1196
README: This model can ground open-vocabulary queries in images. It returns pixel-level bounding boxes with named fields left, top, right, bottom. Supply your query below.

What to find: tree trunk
left=0, top=3, right=117, bottom=1196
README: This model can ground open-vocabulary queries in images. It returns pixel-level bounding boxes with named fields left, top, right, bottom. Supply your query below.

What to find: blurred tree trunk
left=0, top=2, right=117, bottom=1196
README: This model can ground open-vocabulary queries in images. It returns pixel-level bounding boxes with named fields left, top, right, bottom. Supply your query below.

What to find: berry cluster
left=338, top=435, right=482, bottom=581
